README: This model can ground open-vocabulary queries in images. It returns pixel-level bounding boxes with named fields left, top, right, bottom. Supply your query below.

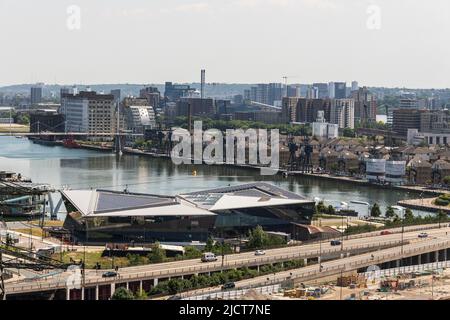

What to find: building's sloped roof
left=61, top=183, right=313, bottom=218
left=61, top=189, right=215, bottom=217
left=179, top=182, right=312, bottom=211
left=432, top=159, right=450, bottom=170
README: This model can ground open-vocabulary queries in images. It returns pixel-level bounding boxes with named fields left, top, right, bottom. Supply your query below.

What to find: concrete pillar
left=95, top=286, right=99, bottom=301
left=111, top=283, right=116, bottom=296
left=435, top=251, right=439, bottom=263
left=445, top=249, right=448, bottom=262
left=81, top=288, right=85, bottom=301
left=154, top=278, right=159, bottom=287
left=418, top=254, right=421, bottom=265
left=66, top=288, right=70, bottom=301
left=126, top=282, right=129, bottom=290
left=139, top=281, right=143, bottom=293
left=396, top=260, right=400, bottom=268
left=304, top=258, right=308, bottom=266
left=257, top=265, right=260, bottom=273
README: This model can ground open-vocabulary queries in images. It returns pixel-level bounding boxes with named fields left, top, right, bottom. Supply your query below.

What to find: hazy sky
left=0, top=0, right=449, bottom=88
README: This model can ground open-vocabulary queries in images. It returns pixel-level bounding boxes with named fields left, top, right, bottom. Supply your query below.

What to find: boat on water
left=62, top=138, right=80, bottom=149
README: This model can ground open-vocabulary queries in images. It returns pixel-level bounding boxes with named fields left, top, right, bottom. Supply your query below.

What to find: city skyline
left=0, top=0, right=449, bottom=88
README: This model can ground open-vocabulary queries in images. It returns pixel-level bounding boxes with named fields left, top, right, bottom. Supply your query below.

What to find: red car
left=380, top=231, right=392, bottom=236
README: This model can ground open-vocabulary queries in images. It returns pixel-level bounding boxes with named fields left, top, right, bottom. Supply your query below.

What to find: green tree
left=327, top=205, right=336, bottom=215
left=404, top=208, right=414, bottom=221
left=385, top=206, right=396, bottom=218
left=247, top=225, right=269, bottom=249
left=443, top=176, right=450, bottom=186
left=148, top=241, right=166, bottom=263
left=371, top=203, right=381, bottom=218
left=205, top=237, right=214, bottom=252
left=111, top=287, right=135, bottom=300
left=316, top=201, right=327, bottom=214
left=134, top=289, right=148, bottom=300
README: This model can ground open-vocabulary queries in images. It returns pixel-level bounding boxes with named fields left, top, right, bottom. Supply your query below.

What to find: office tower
left=140, top=87, right=161, bottom=109
left=110, top=89, right=121, bottom=103
left=296, top=98, right=332, bottom=124
left=312, top=83, right=329, bottom=99
left=400, top=98, right=419, bottom=109
left=30, top=85, right=43, bottom=105
left=164, top=82, right=196, bottom=102
left=351, top=81, right=359, bottom=92
left=287, top=85, right=300, bottom=97
left=328, top=82, right=335, bottom=99
left=60, top=91, right=116, bottom=137
left=334, top=82, right=347, bottom=99
left=331, top=99, right=355, bottom=129
left=247, top=83, right=283, bottom=106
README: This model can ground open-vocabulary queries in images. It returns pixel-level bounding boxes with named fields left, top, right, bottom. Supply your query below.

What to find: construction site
left=246, top=268, right=450, bottom=301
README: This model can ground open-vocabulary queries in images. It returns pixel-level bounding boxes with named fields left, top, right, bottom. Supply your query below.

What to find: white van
left=201, top=252, right=218, bottom=263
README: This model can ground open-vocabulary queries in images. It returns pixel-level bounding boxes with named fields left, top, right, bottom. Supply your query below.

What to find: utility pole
left=0, top=251, right=5, bottom=300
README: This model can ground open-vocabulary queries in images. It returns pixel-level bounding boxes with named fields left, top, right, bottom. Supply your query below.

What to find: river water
left=0, top=136, right=421, bottom=215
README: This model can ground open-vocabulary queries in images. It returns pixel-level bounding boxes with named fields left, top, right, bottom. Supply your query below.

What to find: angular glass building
left=61, top=183, right=315, bottom=244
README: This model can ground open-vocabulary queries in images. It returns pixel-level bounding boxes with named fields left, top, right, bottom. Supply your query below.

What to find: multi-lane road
left=4, top=225, right=450, bottom=296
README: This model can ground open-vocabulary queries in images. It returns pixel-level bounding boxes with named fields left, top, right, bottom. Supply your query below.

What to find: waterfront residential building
left=60, top=91, right=116, bottom=138
left=282, top=97, right=300, bottom=123
left=330, top=99, right=355, bottom=129
left=352, top=87, right=377, bottom=124
left=296, top=98, right=332, bottom=124
left=392, top=108, right=426, bottom=137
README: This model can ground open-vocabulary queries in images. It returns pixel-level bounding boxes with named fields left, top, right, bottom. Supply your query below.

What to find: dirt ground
left=266, top=269, right=450, bottom=300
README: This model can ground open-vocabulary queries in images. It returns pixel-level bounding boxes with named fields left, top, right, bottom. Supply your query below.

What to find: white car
left=255, top=250, right=266, bottom=256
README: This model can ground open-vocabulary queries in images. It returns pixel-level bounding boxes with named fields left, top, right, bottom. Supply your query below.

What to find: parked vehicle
left=418, top=233, right=429, bottom=238
left=102, top=271, right=118, bottom=278
left=330, top=240, right=342, bottom=246
left=201, top=252, right=218, bottom=262
left=221, top=282, right=236, bottom=291
left=380, top=231, right=392, bottom=236
left=255, top=250, right=266, bottom=256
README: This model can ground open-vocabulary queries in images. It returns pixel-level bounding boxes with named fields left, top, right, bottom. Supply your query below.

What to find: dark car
left=330, top=240, right=342, bottom=246
left=418, top=233, right=429, bottom=239
left=102, top=271, right=118, bottom=278
left=221, top=282, right=236, bottom=291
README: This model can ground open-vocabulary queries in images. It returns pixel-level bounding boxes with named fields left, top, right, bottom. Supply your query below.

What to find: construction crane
left=282, top=76, right=299, bottom=98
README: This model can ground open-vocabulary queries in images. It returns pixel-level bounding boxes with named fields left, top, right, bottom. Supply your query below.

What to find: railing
left=5, top=238, right=450, bottom=295
left=4, top=240, right=406, bottom=294
left=178, top=240, right=450, bottom=299
left=362, top=260, right=450, bottom=279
